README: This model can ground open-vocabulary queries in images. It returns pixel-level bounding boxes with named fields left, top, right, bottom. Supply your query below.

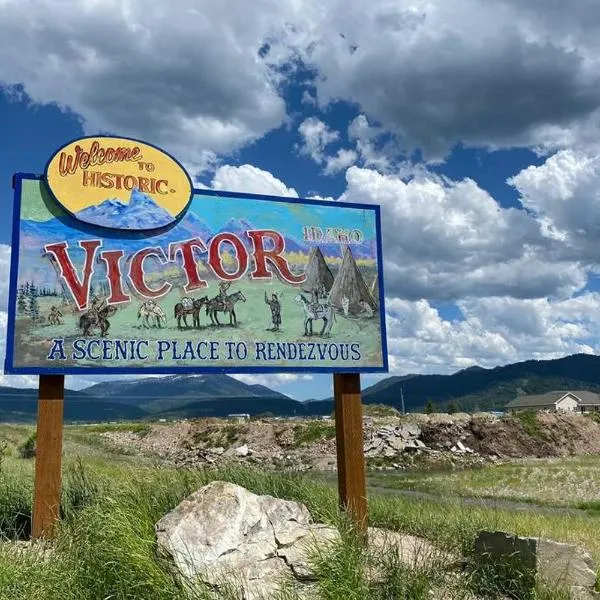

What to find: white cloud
left=3, top=0, right=600, bottom=168
left=0, top=0, right=297, bottom=173
left=211, top=164, right=298, bottom=197
left=385, top=294, right=600, bottom=375
left=0, top=245, right=11, bottom=311
left=340, top=166, right=586, bottom=301
left=294, top=0, right=600, bottom=159
left=348, top=115, right=395, bottom=171
left=509, top=149, right=600, bottom=262
left=323, top=148, right=358, bottom=175
left=298, top=117, right=339, bottom=162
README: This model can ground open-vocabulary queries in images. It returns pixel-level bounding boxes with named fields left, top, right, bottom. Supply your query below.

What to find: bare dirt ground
left=99, top=411, right=600, bottom=473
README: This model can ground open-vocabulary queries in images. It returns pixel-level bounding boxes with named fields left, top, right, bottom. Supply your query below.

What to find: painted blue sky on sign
left=1, top=1, right=600, bottom=399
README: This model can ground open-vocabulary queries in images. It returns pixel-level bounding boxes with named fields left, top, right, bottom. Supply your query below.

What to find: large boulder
left=475, top=531, right=598, bottom=599
left=155, top=481, right=449, bottom=599
left=156, top=481, right=335, bottom=598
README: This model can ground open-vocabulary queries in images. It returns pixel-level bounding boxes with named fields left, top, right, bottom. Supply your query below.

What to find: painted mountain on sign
left=75, top=188, right=175, bottom=230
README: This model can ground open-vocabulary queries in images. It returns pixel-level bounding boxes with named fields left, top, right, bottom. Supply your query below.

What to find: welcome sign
left=5, top=136, right=387, bottom=375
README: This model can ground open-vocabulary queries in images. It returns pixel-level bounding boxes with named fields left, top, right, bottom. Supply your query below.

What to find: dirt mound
left=100, top=412, right=600, bottom=471
left=421, top=412, right=600, bottom=458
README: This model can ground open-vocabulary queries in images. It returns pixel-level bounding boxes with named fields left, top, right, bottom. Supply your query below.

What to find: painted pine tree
left=17, top=290, right=27, bottom=315
left=28, top=283, right=40, bottom=322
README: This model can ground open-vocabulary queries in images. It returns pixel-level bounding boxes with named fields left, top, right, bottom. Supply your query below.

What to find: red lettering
left=247, top=230, right=305, bottom=284
left=100, top=172, right=114, bottom=188
left=82, top=170, right=95, bottom=186
left=168, top=238, right=208, bottom=292
left=137, top=176, right=150, bottom=193
left=208, top=233, right=248, bottom=281
left=44, top=240, right=101, bottom=310
left=58, top=151, right=77, bottom=176
left=123, top=175, right=136, bottom=190
left=128, top=247, right=172, bottom=298
left=98, top=250, right=130, bottom=304
left=156, top=180, right=168, bottom=194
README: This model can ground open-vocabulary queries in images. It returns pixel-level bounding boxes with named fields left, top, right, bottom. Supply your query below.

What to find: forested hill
left=358, top=353, right=600, bottom=412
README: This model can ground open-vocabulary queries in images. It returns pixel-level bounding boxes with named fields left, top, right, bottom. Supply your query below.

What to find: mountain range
left=75, top=188, right=174, bottom=230
left=1, top=353, right=600, bottom=423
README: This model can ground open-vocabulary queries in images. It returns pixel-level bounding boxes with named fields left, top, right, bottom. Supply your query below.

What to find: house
left=507, top=391, right=600, bottom=413
left=226, top=413, right=250, bottom=423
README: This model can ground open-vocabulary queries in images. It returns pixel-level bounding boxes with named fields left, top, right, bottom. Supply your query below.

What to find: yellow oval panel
left=45, top=136, right=192, bottom=230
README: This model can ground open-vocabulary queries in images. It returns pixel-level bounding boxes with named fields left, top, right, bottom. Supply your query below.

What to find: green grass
left=293, top=422, right=336, bottom=446
left=69, top=422, right=152, bottom=436
left=0, top=425, right=594, bottom=599
left=512, top=409, right=548, bottom=439
left=191, top=424, right=246, bottom=449
left=368, top=454, right=600, bottom=510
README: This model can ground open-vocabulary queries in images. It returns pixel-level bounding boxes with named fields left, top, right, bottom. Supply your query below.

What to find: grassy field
left=0, top=423, right=595, bottom=599
left=368, top=455, right=600, bottom=511
left=15, top=278, right=383, bottom=370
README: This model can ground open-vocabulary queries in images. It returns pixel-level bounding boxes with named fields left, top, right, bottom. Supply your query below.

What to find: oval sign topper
left=45, top=136, right=193, bottom=231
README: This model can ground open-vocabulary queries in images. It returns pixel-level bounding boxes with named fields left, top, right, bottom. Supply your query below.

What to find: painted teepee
left=371, top=274, right=379, bottom=303
left=302, top=246, right=335, bottom=294
left=329, top=245, right=376, bottom=315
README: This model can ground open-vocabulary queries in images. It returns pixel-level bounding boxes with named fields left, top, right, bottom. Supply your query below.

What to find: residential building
left=506, top=391, right=600, bottom=413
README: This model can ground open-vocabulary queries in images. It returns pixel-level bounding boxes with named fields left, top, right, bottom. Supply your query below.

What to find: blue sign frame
left=5, top=172, right=388, bottom=375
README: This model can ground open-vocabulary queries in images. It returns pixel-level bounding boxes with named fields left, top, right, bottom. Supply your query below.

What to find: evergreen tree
left=28, top=294, right=40, bottom=322
left=28, top=283, right=39, bottom=322
left=447, top=401, right=459, bottom=414
left=17, top=290, right=27, bottom=315
left=424, top=400, right=435, bottom=414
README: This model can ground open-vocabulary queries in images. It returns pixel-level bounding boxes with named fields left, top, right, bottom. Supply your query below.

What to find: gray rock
left=364, top=437, right=384, bottom=453
left=475, top=531, right=597, bottom=596
left=378, top=426, right=395, bottom=438
left=400, top=423, right=421, bottom=439
left=207, top=446, right=225, bottom=455
left=234, top=444, right=251, bottom=457
left=387, top=436, right=406, bottom=452
left=156, top=481, right=455, bottom=599
left=155, top=481, right=310, bottom=595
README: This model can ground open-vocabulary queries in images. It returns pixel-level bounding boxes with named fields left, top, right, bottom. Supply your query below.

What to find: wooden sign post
left=334, top=373, right=368, bottom=532
left=32, top=374, right=65, bottom=539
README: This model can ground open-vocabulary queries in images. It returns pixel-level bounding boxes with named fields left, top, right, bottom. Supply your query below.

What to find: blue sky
left=1, top=1, right=600, bottom=399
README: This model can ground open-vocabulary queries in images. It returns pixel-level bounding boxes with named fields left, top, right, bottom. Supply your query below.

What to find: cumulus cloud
left=509, top=149, right=600, bottom=262
left=0, top=245, right=10, bottom=311
left=0, top=0, right=297, bottom=173
left=3, top=0, right=600, bottom=167
left=290, top=0, right=600, bottom=159
left=211, top=164, right=298, bottom=197
left=340, top=166, right=586, bottom=301
left=385, top=294, right=599, bottom=375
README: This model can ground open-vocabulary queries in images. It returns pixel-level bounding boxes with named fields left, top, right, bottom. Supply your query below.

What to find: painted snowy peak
left=74, top=188, right=176, bottom=230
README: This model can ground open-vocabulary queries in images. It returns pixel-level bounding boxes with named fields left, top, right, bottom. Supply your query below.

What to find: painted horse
left=205, top=290, right=247, bottom=326
left=294, top=294, right=335, bottom=337
left=137, top=300, right=167, bottom=328
left=174, top=296, right=209, bottom=329
left=79, top=305, right=118, bottom=337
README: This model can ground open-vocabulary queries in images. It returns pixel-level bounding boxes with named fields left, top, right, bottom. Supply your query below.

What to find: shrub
left=17, top=434, right=36, bottom=459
